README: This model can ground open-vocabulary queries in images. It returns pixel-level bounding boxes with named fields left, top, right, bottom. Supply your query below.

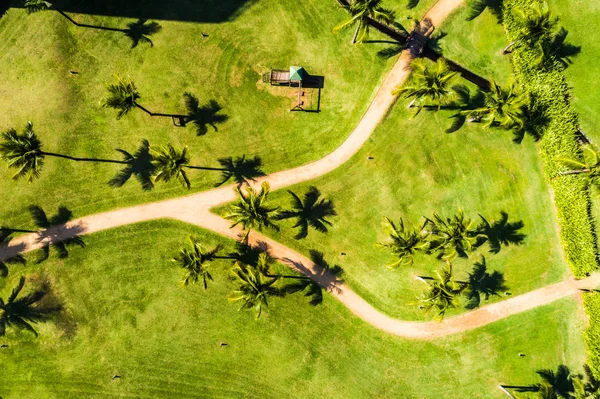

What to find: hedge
left=503, top=0, right=598, bottom=278
left=503, top=0, right=600, bottom=379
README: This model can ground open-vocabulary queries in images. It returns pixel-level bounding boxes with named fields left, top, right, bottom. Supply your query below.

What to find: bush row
left=503, top=0, right=598, bottom=278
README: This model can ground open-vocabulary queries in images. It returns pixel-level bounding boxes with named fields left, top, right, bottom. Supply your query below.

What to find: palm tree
left=392, top=59, right=460, bottom=115
left=29, top=205, right=85, bottom=263
left=376, top=217, right=429, bottom=268
left=0, top=276, right=58, bottom=337
left=572, top=365, right=600, bottom=398
left=101, top=76, right=186, bottom=121
left=464, top=257, right=508, bottom=309
left=333, top=0, right=398, bottom=44
left=425, top=211, right=480, bottom=260
left=417, top=263, right=464, bottom=320
left=124, top=19, right=162, bottom=48
left=503, top=3, right=558, bottom=55
left=533, top=366, right=574, bottom=399
left=228, top=261, right=282, bottom=319
left=182, top=93, right=228, bottom=136
left=0, top=122, right=130, bottom=182
left=215, top=155, right=266, bottom=187
left=150, top=144, right=227, bottom=189
left=275, top=187, right=336, bottom=239
left=558, top=145, right=600, bottom=177
left=462, top=80, right=529, bottom=130
left=25, top=2, right=161, bottom=47
left=172, top=237, right=233, bottom=288
left=0, top=229, right=27, bottom=277
left=224, top=182, right=280, bottom=242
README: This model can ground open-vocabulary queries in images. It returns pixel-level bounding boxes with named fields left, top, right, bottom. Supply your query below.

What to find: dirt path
left=3, top=0, right=593, bottom=339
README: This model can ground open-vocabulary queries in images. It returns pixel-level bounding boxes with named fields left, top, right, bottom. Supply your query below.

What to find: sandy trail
left=3, top=0, right=593, bottom=339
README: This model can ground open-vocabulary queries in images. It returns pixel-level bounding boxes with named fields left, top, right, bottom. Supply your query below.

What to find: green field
left=0, top=0, right=396, bottom=228
left=0, top=221, right=587, bottom=398
left=1, top=0, right=598, bottom=397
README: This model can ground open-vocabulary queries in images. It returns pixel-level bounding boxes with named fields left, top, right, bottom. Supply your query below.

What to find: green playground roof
left=289, top=66, right=305, bottom=81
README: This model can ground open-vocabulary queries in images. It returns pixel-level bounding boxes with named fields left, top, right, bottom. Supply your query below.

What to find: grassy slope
left=0, top=221, right=587, bottom=398
left=547, top=0, right=600, bottom=144
left=0, top=1, right=395, bottom=228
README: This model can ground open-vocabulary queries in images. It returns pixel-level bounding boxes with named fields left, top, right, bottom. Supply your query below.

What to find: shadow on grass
left=13, top=0, right=258, bottom=23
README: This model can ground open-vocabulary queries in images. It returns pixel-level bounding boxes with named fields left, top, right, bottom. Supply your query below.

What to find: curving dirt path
left=2, top=0, right=597, bottom=338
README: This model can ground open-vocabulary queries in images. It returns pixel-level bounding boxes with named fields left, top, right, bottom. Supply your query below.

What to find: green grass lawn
left=235, top=78, right=569, bottom=320
left=436, top=5, right=513, bottom=83
left=0, top=0, right=401, bottom=228
left=547, top=0, right=600, bottom=144
left=0, top=221, right=587, bottom=398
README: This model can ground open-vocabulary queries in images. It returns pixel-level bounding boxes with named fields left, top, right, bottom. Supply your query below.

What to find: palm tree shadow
left=510, top=365, right=574, bottom=396
left=477, top=211, right=526, bottom=254
left=124, top=18, right=162, bottom=48
left=275, top=187, right=337, bottom=240
left=109, top=139, right=155, bottom=191
left=407, top=0, right=421, bottom=9
left=282, top=250, right=344, bottom=306
left=464, top=257, right=508, bottom=309
left=215, top=155, right=266, bottom=187
left=183, top=93, right=228, bottom=136
left=465, top=0, right=503, bottom=23
left=443, top=86, right=485, bottom=133
left=0, top=229, right=27, bottom=277
left=550, top=27, right=582, bottom=70
left=28, top=205, right=86, bottom=263
left=377, top=43, right=404, bottom=59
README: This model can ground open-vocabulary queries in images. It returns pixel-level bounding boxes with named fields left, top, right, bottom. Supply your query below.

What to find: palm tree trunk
left=214, top=255, right=237, bottom=260
left=1, top=228, right=37, bottom=233
left=351, top=23, right=360, bottom=44
left=266, top=274, right=310, bottom=280
left=502, top=39, right=523, bottom=55
left=41, top=152, right=129, bottom=164
left=559, top=168, right=591, bottom=175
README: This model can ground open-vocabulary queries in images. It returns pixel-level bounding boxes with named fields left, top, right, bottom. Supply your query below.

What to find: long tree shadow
left=476, top=211, right=526, bottom=254
left=215, top=155, right=266, bottom=187
left=109, top=139, right=155, bottom=190
left=29, top=205, right=86, bottom=263
left=24, top=2, right=162, bottom=48
left=16, top=0, right=257, bottom=23
left=464, top=257, right=508, bottom=309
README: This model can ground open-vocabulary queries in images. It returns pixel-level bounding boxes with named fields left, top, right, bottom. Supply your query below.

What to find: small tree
left=224, top=182, right=280, bottom=242
left=228, top=261, right=282, bottom=319
left=172, top=237, right=231, bottom=288
left=425, top=211, right=479, bottom=260
left=376, top=217, right=429, bottom=268
left=418, top=263, right=464, bottom=320
left=393, top=59, right=460, bottom=115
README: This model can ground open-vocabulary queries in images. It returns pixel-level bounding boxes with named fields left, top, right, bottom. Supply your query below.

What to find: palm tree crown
left=418, top=263, right=464, bottom=320
left=517, top=4, right=558, bottom=46
left=464, top=80, right=529, bottom=129
left=225, top=182, right=280, bottom=240
left=0, top=276, right=56, bottom=337
left=376, top=217, right=429, bottom=268
left=276, top=186, right=336, bottom=239
left=0, top=122, right=44, bottom=182
left=151, top=144, right=192, bottom=189
left=101, top=75, right=141, bottom=119
left=172, top=237, right=224, bottom=288
left=393, top=59, right=460, bottom=115
left=228, top=261, right=282, bottom=318
left=333, top=0, right=397, bottom=44
left=425, top=211, right=479, bottom=259
left=24, top=0, right=52, bottom=13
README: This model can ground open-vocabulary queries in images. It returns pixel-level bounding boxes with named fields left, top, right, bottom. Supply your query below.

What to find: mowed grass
left=0, top=220, right=588, bottom=398
left=546, top=0, right=600, bottom=144
left=238, top=80, right=569, bottom=320
left=436, top=6, right=513, bottom=83
left=0, top=0, right=399, bottom=228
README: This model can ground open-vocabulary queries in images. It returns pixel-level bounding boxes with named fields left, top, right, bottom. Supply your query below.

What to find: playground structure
left=263, top=66, right=324, bottom=112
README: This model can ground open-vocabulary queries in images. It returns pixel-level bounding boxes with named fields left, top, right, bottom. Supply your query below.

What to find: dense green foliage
left=583, top=293, right=600, bottom=380
left=503, top=0, right=598, bottom=278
